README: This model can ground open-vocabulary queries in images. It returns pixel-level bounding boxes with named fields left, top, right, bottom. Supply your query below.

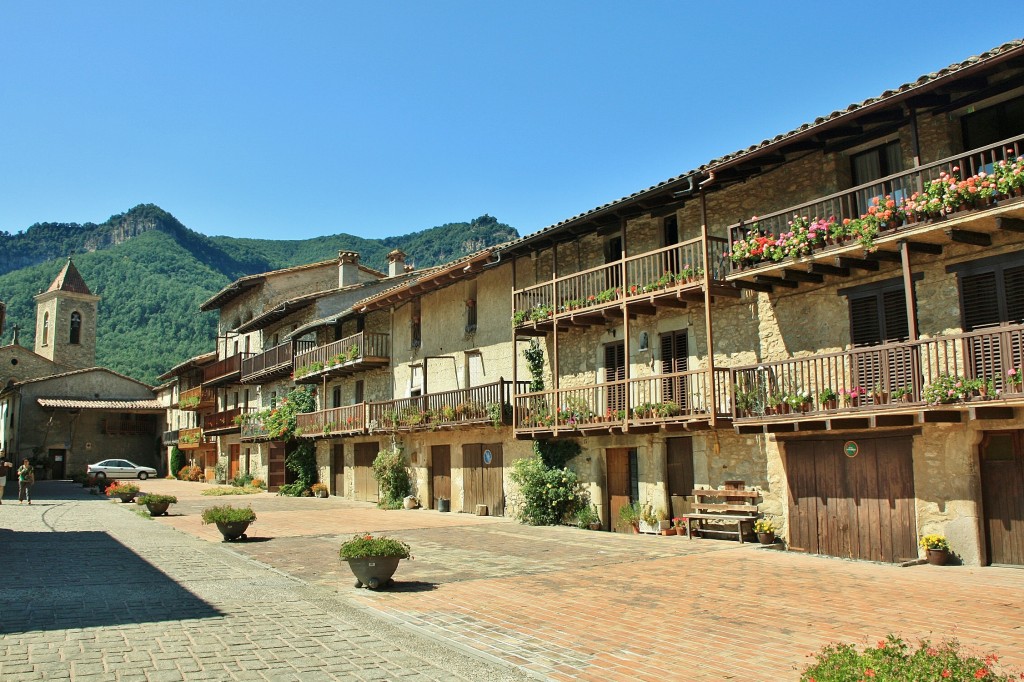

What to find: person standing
left=0, top=455, right=12, bottom=504
left=17, top=458, right=34, bottom=505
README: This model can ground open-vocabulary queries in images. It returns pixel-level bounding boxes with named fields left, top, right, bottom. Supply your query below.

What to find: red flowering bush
left=801, top=634, right=1018, bottom=681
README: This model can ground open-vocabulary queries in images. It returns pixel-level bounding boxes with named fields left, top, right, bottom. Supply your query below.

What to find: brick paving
left=14, top=479, right=1024, bottom=680
left=0, top=481, right=528, bottom=682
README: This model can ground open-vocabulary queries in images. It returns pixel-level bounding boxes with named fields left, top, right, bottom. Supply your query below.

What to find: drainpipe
left=699, top=173, right=718, bottom=427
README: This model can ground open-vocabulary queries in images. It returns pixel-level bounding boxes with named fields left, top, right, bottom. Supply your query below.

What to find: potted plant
left=617, top=500, right=641, bottom=533
left=871, top=382, right=889, bottom=405
left=339, top=533, right=412, bottom=589
left=892, top=386, right=913, bottom=403
left=672, top=517, right=687, bottom=538
left=818, top=387, right=839, bottom=410
left=754, top=518, right=777, bottom=545
left=1006, top=367, right=1022, bottom=392
left=576, top=503, right=602, bottom=531
left=919, top=533, right=950, bottom=565
left=201, top=505, right=257, bottom=542
left=136, top=493, right=177, bottom=516
left=310, top=482, right=329, bottom=499
left=106, top=481, right=140, bottom=503
left=977, top=377, right=995, bottom=399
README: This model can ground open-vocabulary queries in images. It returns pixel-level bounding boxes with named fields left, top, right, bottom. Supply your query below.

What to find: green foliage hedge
left=373, top=445, right=411, bottom=509
left=509, top=453, right=587, bottom=526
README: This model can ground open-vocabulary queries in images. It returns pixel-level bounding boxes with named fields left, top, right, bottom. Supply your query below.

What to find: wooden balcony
left=202, top=354, right=250, bottom=387
left=725, top=133, right=1024, bottom=293
left=296, top=404, right=367, bottom=438
left=178, top=427, right=205, bottom=450
left=513, top=369, right=731, bottom=437
left=368, top=380, right=528, bottom=433
left=178, top=386, right=216, bottom=411
left=241, top=340, right=314, bottom=384
left=512, top=234, right=737, bottom=336
left=239, top=417, right=271, bottom=442
left=293, top=332, right=390, bottom=384
left=161, top=429, right=179, bottom=446
left=203, top=407, right=248, bottom=435
left=730, top=323, right=1024, bottom=434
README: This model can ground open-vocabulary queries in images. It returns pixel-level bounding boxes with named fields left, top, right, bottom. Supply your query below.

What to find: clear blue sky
left=0, top=2, right=1019, bottom=241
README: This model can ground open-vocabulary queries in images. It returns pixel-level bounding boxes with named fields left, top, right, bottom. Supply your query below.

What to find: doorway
left=980, top=431, right=1024, bottom=565
left=354, top=442, right=380, bottom=503
left=431, top=445, right=451, bottom=509
left=331, top=443, right=345, bottom=497
left=607, top=447, right=638, bottom=533
left=48, top=448, right=66, bottom=480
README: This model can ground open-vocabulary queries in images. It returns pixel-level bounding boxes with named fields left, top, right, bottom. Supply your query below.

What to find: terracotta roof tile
left=46, top=257, right=93, bottom=295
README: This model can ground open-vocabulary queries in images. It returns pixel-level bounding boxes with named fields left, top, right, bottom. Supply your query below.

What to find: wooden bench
left=683, top=488, right=759, bottom=543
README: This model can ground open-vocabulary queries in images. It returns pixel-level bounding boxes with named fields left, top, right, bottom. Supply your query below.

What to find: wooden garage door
left=431, top=445, right=451, bottom=509
left=267, top=443, right=286, bottom=492
left=331, top=443, right=345, bottom=497
left=785, top=436, right=917, bottom=563
left=981, top=431, right=1024, bottom=566
left=353, top=442, right=379, bottom=503
left=463, top=443, right=504, bottom=516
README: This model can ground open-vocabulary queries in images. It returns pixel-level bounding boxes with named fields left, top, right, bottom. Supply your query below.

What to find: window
left=962, top=94, right=1024, bottom=151
left=604, top=341, right=626, bottom=414
left=851, top=140, right=904, bottom=213
left=605, top=236, right=623, bottom=290
left=660, top=330, right=689, bottom=409
left=465, top=281, right=478, bottom=333
left=354, top=380, right=364, bottom=404
left=663, top=215, right=679, bottom=246
left=842, top=277, right=915, bottom=399
left=411, top=364, right=423, bottom=397
left=42, top=312, right=49, bottom=346
left=411, top=300, right=421, bottom=349
left=270, top=391, right=277, bottom=410
left=69, top=311, right=81, bottom=344
left=466, top=351, right=484, bottom=387
left=332, top=387, right=342, bottom=408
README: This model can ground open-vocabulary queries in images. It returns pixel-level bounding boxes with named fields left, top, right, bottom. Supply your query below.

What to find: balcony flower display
left=839, top=386, right=867, bottom=406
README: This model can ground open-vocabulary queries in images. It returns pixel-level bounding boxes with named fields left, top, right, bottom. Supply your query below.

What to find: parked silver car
left=87, top=459, right=158, bottom=480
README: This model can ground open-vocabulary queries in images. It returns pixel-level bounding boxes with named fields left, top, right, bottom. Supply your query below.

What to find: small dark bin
left=437, top=497, right=450, bottom=513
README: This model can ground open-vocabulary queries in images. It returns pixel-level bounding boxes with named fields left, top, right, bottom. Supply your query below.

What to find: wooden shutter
left=605, top=342, right=625, bottom=413
left=1003, top=265, right=1024, bottom=324
left=962, top=272, right=1000, bottom=331
left=850, top=287, right=911, bottom=399
left=660, top=331, right=689, bottom=409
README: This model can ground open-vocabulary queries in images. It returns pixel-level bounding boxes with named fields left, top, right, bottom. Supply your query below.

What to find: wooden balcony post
left=701, top=192, right=718, bottom=427
left=899, top=240, right=919, bottom=341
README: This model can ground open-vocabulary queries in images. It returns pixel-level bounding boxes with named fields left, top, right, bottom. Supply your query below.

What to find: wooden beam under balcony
left=808, top=262, right=850, bottom=277
left=782, top=269, right=824, bottom=284
left=866, top=250, right=903, bottom=263
left=906, top=241, right=943, bottom=255
left=629, top=302, right=658, bottom=317
left=708, top=283, right=743, bottom=299
left=835, top=256, right=879, bottom=271
left=754, top=275, right=798, bottom=289
left=997, top=217, right=1024, bottom=233
left=970, top=406, right=1015, bottom=421
left=733, top=279, right=773, bottom=293
left=947, top=229, right=992, bottom=246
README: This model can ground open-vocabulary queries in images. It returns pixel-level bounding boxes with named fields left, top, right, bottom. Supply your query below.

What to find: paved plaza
left=3, top=479, right=1023, bottom=681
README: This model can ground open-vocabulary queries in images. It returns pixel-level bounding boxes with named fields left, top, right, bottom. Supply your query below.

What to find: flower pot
left=757, top=532, right=776, bottom=545
left=215, top=520, right=251, bottom=542
left=899, top=394, right=912, bottom=403
left=588, top=521, right=603, bottom=531
left=346, top=557, right=402, bottom=589
left=111, top=493, right=137, bottom=504
left=315, top=490, right=328, bottom=498
left=662, top=528, right=676, bottom=536
left=437, top=497, right=450, bottom=513
left=145, top=502, right=170, bottom=517
left=823, top=399, right=838, bottom=411
left=926, top=548, right=949, bottom=566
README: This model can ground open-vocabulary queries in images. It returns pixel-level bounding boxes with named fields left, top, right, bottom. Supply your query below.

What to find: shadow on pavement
left=0, top=529, right=223, bottom=634
left=385, top=581, right=438, bottom=593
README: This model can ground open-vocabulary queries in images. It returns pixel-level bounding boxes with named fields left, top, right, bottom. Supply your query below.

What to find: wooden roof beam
left=906, top=241, right=943, bottom=255
left=866, top=250, right=902, bottom=263
left=997, top=217, right=1024, bottom=233
left=836, top=256, right=879, bottom=271
left=754, top=275, right=798, bottom=289
left=782, top=269, right=824, bottom=284
left=734, top=279, right=773, bottom=293
left=809, top=262, right=851, bottom=277
left=947, top=228, right=992, bottom=247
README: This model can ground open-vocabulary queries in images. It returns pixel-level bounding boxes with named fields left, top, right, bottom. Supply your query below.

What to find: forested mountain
left=0, top=204, right=518, bottom=384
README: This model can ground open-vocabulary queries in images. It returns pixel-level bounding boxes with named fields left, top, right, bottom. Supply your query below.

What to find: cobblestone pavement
left=135, top=479, right=1024, bottom=681
left=0, top=481, right=530, bottom=682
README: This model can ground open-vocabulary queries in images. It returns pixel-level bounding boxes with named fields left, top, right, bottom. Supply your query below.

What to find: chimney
left=387, top=249, right=407, bottom=277
left=338, top=251, right=360, bottom=287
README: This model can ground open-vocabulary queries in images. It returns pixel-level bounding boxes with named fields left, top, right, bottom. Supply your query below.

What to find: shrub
left=310, top=482, right=329, bottom=495
left=339, top=533, right=411, bottom=560
left=509, top=453, right=587, bottom=526
left=278, top=442, right=317, bottom=497
left=231, top=473, right=254, bottom=488
left=575, top=503, right=600, bottom=529
left=178, top=465, right=203, bottom=482
left=373, top=445, right=411, bottom=509
left=250, top=478, right=266, bottom=489
left=136, top=494, right=177, bottom=505
left=801, top=634, right=1018, bottom=681
left=169, top=447, right=184, bottom=478
left=106, top=482, right=139, bottom=496
left=202, top=486, right=262, bottom=496
left=200, top=505, right=257, bottom=525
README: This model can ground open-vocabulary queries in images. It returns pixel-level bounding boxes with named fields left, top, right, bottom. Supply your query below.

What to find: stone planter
left=215, top=520, right=251, bottom=542
left=345, top=557, right=402, bottom=590
left=926, top=548, right=949, bottom=566
left=111, top=493, right=138, bottom=504
left=145, top=502, right=170, bottom=516
left=314, top=490, right=328, bottom=498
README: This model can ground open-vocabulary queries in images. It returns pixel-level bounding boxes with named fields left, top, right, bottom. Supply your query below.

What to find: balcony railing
left=241, top=340, right=315, bottom=383
left=203, top=407, right=248, bottom=434
left=162, top=429, right=179, bottom=445
left=240, top=419, right=270, bottom=441
left=178, top=427, right=204, bottom=449
left=512, top=235, right=730, bottom=331
left=296, top=404, right=367, bottom=438
left=726, top=132, right=1024, bottom=275
left=368, top=380, right=528, bottom=432
left=293, top=332, right=390, bottom=384
left=178, top=386, right=216, bottom=411
left=202, top=354, right=250, bottom=386
left=730, top=323, right=1024, bottom=422
left=513, top=369, right=731, bottom=433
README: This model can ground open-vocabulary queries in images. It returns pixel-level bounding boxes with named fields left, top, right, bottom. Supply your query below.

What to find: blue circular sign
left=483, top=449, right=493, bottom=465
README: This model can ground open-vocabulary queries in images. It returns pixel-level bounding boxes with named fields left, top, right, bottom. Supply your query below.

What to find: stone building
left=0, top=258, right=162, bottom=476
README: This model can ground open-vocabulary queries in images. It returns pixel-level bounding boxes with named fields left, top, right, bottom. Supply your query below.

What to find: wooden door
left=607, top=448, right=636, bottom=533
left=229, top=444, right=240, bottom=480
left=431, top=445, right=451, bottom=509
left=666, top=437, right=694, bottom=518
left=605, top=342, right=626, bottom=416
left=661, top=331, right=689, bottom=410
left=267, top=443, right=286, bottom=492
left=462, top=443, right=504, bottom=516
left=48, top=448, right=66, bottom=480
left=353, top=442, right=379, bottom=503
left=981, top=431, right=1024, bottom=565
left=785, top=436, right=917, bottom=563
left=331, top=443, right=345, bottom=497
